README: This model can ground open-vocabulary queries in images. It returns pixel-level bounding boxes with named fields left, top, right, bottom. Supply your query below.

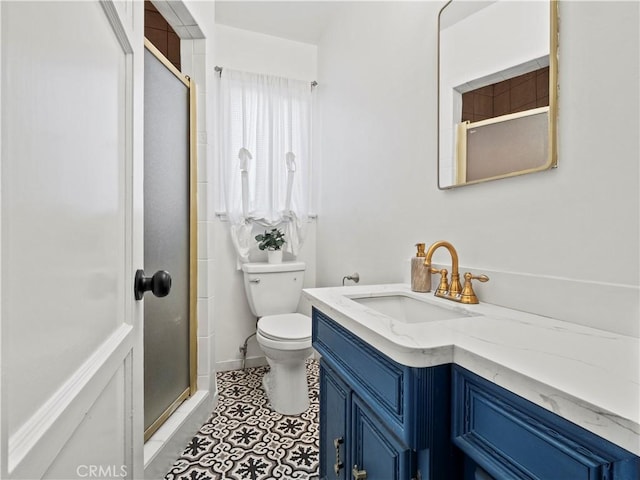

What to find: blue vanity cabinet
left=313, top=307, right=455, bottom=480
left=452, top=366, right=640, bottom=480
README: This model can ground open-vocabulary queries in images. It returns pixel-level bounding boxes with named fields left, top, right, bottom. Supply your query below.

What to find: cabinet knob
left=352, top=465, right=367, bottom=480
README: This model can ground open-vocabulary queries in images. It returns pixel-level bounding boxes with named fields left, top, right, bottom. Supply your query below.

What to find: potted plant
left=255, top=228, right=286, bottom=264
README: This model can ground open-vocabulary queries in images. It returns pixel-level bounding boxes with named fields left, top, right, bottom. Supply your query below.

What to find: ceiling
left=214, top=1, right=342, bottom=45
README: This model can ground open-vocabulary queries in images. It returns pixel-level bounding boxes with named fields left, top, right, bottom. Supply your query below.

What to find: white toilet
left=241, top=261, right=313, bottom=415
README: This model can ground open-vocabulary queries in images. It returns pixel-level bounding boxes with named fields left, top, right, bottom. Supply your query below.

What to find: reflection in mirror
left=438, top=0, right=558, bottom=189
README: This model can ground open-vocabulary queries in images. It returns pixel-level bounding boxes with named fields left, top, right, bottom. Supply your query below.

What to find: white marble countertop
left=303, top=283, right=640, bottom=456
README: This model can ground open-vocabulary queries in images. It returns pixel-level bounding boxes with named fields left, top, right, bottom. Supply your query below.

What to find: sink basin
left=349, top=293, right=479, bottom=323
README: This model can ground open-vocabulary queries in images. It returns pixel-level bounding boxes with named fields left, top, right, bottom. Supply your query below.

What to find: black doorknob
left=134, top=269, right=172, bottom=300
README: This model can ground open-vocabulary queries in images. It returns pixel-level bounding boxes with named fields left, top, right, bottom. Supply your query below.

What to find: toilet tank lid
left=241, top=261, right=306, bottom=273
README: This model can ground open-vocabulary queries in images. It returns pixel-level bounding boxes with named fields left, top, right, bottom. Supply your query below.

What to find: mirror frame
left=437, top=0, right=559, bottom=189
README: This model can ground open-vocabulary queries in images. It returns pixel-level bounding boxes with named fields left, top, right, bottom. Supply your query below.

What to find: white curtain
left=217, top=69, right=312, bottom=264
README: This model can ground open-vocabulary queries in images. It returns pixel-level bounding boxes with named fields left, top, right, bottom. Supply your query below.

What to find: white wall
left=214, top=24, right=317, bottom=81
left=316, top=1, right=639, bottom=336
left=212, top=24, right=318, bottom=370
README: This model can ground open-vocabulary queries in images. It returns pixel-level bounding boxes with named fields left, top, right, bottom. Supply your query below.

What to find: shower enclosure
left=143, top=39, right=198, bottom=441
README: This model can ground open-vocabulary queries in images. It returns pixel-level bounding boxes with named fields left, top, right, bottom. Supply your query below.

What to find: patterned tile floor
left=165, top=360, right=320, bottom=480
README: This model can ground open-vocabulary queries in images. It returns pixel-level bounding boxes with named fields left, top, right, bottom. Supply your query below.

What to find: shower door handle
left=134, top=269, right=172, bottom=300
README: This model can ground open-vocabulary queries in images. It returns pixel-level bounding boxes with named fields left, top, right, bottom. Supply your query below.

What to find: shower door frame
left=143, top=38, right=198, bottom=442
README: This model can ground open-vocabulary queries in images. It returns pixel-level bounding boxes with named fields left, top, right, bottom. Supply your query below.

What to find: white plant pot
left=267, top=249, right=283, bottom=264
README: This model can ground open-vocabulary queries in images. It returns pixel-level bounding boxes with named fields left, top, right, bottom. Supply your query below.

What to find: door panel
left=42, top=364, right=127, bottom=479
left=2, top=0, right=127, bottom=435
left=0, top=1, right=144, bottom=478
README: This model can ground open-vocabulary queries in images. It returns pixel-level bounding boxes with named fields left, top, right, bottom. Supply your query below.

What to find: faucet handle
left=460, top=272, right=489, bottom=304
left=468, top=273, right=489, bottom=283
left=433, top=268, right=449, bottom=296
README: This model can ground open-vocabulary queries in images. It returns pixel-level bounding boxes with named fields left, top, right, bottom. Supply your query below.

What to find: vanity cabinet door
left=319, top=360, right=350, bottom=480
left=351, top=395, right=412, bottom=480
left=452, top=366, right=640, bottom=480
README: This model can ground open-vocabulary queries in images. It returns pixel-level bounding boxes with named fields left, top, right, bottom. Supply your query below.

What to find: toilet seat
left=258, top=313, right=311, bottom=342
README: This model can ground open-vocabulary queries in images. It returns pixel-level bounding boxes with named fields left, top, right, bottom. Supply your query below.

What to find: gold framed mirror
left=438, top=0, right=558, bottom=189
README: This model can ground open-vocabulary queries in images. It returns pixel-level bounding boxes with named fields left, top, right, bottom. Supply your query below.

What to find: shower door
left=143, top=39, right=197, bottom=441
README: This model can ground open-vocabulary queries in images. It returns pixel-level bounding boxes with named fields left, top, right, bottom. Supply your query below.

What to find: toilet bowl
left=256, top=313, right=313, bottom=414
left=241, top=262, right=313, bottom=415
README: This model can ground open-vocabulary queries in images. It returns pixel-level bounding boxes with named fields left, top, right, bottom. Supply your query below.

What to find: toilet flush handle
left=249, top=278, right=261, bottom=283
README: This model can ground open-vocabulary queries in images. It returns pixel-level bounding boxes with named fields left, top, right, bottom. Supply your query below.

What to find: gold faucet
left=424, top=240, right=489, bottom=304
left=424, top=241, right=462, bottom=296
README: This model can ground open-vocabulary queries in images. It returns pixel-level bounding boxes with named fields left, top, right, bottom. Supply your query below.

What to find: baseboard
left=215, top=350, right=320, bottom=373
left=215, top=356, right=268, bottom=372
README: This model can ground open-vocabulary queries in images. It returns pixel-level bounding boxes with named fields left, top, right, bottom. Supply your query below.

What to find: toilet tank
left=241, top=261, right=306, bottom=317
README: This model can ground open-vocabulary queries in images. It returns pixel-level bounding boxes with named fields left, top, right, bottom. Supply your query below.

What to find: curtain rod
left=214, top=66, right=318, bottom=88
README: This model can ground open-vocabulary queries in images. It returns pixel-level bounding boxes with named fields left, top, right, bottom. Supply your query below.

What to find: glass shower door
left=143, top=40, right=197, bottom=441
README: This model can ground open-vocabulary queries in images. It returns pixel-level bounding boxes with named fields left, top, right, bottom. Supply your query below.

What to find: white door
left=0, top=1, right=144, bottom=479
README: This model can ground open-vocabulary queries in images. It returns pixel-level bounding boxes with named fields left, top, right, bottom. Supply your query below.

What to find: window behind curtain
left=216, top=69, right=313, bottom=262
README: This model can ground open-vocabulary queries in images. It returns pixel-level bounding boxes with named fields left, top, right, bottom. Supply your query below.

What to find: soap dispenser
left=411, top=243, right=431, bottom=292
